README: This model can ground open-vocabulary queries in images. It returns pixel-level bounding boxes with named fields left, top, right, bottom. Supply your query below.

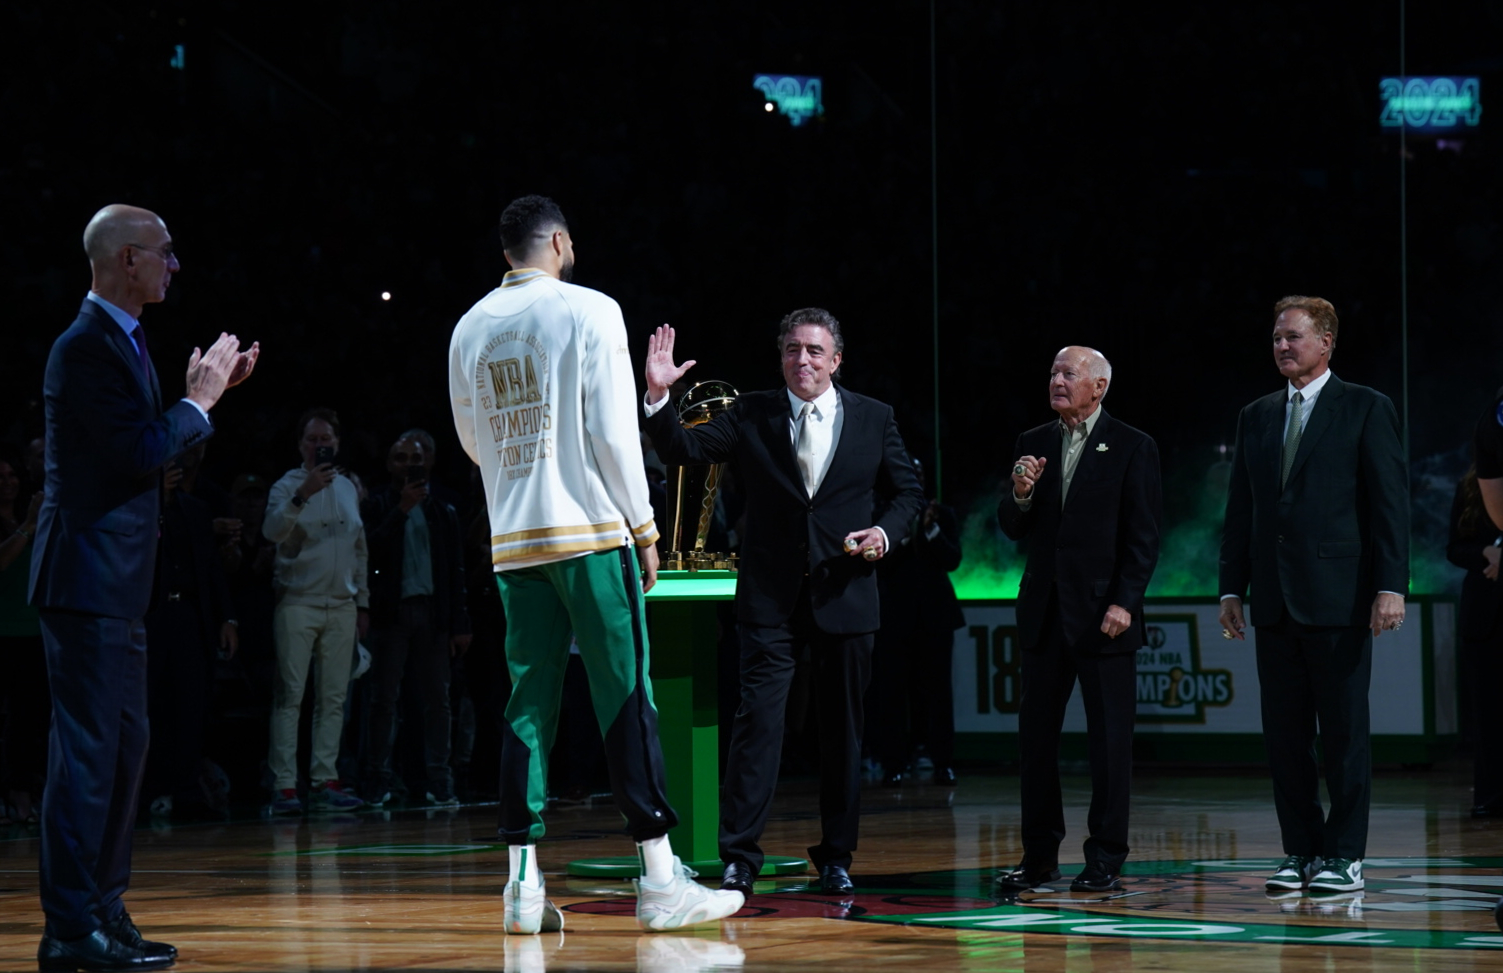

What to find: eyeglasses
left=127, top=242, right=177, bottom=261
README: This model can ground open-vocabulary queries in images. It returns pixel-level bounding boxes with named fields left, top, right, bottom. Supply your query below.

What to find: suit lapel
left=763, top=391, right=808, bottom=500
left=85, top=300, right=157, bottom=407
left=1283, top=375, right=1344, bottom=490
left=1062, top=409, right=1111, bottom=510
left=821, top=387, right=856, bottom=493
left=1258, top=391, right=1285, bottom=493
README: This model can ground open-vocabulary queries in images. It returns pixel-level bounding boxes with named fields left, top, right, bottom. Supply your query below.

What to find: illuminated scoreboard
left=1379, top=76, right=1482, bottom=132
left=754, top=74, right=823, bottom=127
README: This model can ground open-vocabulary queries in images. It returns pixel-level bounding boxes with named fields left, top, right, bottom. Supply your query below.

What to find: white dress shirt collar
left=86, top=291, right=139, bottom=337
left=787, top=383, right=840, bottom=419
left=1287, top=367, right=1332, bottom=403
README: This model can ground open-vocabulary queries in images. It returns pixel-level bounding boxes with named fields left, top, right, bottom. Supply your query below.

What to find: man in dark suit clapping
left=644, top=309, right=924, bottom=896
left=996, top=346, right=1162, bottom=895
left=1219, top=295, right=1408, bottom=897
left=29, top=204, right=257, bottom=971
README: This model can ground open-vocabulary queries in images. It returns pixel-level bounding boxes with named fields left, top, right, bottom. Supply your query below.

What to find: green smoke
left=949, top=455, right=1458, bottom=600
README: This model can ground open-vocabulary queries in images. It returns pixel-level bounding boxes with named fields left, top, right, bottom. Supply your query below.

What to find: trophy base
left=663, top=552, right=739, bottom=572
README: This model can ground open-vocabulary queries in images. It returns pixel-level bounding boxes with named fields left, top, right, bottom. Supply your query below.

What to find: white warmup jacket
left=263, top=467, right=370, bottom=609
left=449, top=267, right=659, bottom=570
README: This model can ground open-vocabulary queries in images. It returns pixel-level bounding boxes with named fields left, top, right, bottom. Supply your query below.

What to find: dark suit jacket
left=152, top=488, right=236, bottom=650
left=647, top=385, right=923, bottom=634
left=878, top=502, right=965, bottom=635
left=362, top=486, right=472, bottom=636
left=1219, top=374, right=1409, bottom=628
left=997, top=409, right=1162, bottom=655
left=1446, top=482, right=1503, bottom=641
left=30, top=298, right=213, bottom=620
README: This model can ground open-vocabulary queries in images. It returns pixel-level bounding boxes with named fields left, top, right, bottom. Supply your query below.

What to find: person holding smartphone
left=360, top=434, right=471, bottom=808
left=262, top=407, right=370, bottom=814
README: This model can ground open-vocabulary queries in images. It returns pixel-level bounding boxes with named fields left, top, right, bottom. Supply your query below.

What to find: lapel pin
left=1095, top=443, right=1109, bottom=452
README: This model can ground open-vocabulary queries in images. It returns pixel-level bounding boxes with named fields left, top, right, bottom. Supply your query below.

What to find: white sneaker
left=1265, top=854, right=1322, bottom=890
left=635, top=857, right=745, bottom=931
left=504, top=878, right=564, bottom=935
left=1308, top=858, right=1364, bottom=893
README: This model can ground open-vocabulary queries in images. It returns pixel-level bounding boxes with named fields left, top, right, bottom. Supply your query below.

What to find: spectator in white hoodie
left=263, top=407, right=369, bottom=814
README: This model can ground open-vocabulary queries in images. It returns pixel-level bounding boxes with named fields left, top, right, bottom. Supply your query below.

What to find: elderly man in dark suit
left=644, top=309, right=923, bottom=895
left=995, top=345, right=1162, bottom=895
left=30, top=204, right=257, bottom=971
left=1219, top=295, right=1408, bottom=897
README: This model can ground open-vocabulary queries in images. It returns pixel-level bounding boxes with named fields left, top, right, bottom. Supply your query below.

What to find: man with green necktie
left=1218, top=295, right=1409, bottom=897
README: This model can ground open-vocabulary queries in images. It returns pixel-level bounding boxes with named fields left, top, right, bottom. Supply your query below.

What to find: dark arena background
left=4, top=3, right=1503, bottom=972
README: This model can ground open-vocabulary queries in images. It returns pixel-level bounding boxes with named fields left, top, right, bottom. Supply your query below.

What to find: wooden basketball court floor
left=2, top=766, right=1501, bottom=972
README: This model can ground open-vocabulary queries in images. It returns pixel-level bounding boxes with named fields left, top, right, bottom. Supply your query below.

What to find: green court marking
left=272, top=843, right=505, bottom=857
left=859, top=905, right=1503, bottom=950
left=855, top=858, right=1503, bottom=951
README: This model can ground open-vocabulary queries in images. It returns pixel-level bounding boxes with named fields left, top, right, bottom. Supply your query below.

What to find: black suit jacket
left=362, top=486, right=472, bottom=636
left=878, top=502, right=965, bottom=635
left=647, top=386, right=923, bottom=634
left=1219, top=374, right=1409, bottom=628
left=1445, top=482, right=1503, bottom=640
left=997, top=409, right=1162, bottom=655
left=30, top=298, right=213, bottom=619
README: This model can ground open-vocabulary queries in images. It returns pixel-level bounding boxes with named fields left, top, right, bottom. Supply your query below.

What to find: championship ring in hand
left=844, top=537, right=860, bottom=553
left=863, top=548, right=879, bottom=561
left=1013, top=463, right=1027, bottom=476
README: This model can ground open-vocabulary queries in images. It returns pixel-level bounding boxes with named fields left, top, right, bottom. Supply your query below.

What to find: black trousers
left=720, top=591, right=873, bottom=872
left=38, top=610, right=149, bottom=939
left=868, top=622, right=956, bottom=769
left=1254, top=617, right=1372, bottom=860
left=364, top=598, right=453, bottom=794
left=1461, top=613, right=1503, bottom=808
left=142, top=599, right=212, bottom=808
left=1017, top=595, right=1136, bottom=870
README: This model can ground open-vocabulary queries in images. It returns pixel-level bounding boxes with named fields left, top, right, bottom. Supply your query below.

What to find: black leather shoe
left=37, top=930, right=174, bottom=972
left=720, top=861, right=756, bottom=896
left=934, top=767, right=957, bottom=786
left=1495, top=894, right=1503, bottom=932
left=101, top=914, right=177, bottom=960
left=881, top=772, right=905, bottom=788
left=1071, top=862, right=1124, bottom=892
left=993, top=862, right=1062, bottom=891
left=818, top=864, right=855, bottom=894
left=1472, top=803, right=1503, bottom=818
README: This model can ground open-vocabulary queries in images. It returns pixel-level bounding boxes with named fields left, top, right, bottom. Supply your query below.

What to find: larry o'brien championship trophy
left=663, top=381, right=739, bottom=572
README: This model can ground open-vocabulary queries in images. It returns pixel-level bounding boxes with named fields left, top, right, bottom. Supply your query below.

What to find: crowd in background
left=0, top=400, right=966, bottom=821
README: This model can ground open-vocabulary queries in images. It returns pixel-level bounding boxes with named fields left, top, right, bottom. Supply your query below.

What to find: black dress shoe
left=101, top=914, right=177, bottom=960
left=881, top=772, right=905, bottom=788
left=38, top=930, right=174, bottom=972
left=818, top=864, right=855, bottom=894
left=993, top=862, right=1062, bottom=891
left=1071, top=862, right=1124, bottom=892
left=720, top=861, right=756, bottom=896
left=934, top=767, right=957, bottom=785
left=1472, top=803, right=1503, bottom=818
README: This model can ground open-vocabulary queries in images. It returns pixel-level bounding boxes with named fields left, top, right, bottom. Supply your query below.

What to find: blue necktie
left=130, top=324, right=150, bottom=377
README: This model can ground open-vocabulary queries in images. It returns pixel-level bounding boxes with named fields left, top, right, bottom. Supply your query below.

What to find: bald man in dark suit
left=30, top=204, right=257, bottom=971
left=996, top=345, right=1162, bottom=895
